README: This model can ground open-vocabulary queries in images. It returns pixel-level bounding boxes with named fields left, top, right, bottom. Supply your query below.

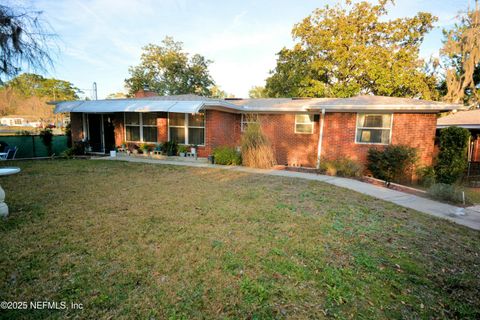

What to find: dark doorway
left=87, top=114, right=102, bottom=152
left=103, top=115, right=115, bottom=152
left=87, top=113, right=116, bottom=153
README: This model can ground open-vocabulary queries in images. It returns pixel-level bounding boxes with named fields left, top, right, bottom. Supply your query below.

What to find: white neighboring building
left=0, top=116, right=41, bottom=127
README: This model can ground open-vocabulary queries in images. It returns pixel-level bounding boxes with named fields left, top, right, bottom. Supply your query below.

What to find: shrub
left=435, top=126, right=470, bottom=184
left=162, top=141, right=177, bottom=156
left=427, top=183, right=466, bottom=204
left=62, top=140, right=87, bottom=157
left=241, top=120, right=276, bottom=169
left=319, top=158, right=363, bottom=177
left=367, top=145, right=418, bottom=184
left=139, top=143, right=150, bottom=153
left=213, top=146, right=242, bottom=165
left=65, top=122, right=72, bottom=148
left=178, top=145, right=188, bottom=154
left=416, top=166, right=436, bottom=187
left=39, top=128, right=54, bottom=156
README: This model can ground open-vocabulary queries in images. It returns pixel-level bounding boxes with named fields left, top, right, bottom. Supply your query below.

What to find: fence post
left=32, top=135, right=36, bottom=158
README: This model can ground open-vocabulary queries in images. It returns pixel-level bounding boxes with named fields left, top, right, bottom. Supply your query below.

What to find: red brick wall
left=201, top=110, right=241, bottom=157
left=259, top=114, right=319, bottom=167
left=113, top=113, right=124, bottom=147
left=69, top=110, right=438, bottom=168
left=70, top=113, right=84, bottom=141
left=391, top=113, right=437, bottom=166
left=157, top=112, right=168, bottom=143
left=321, top=112, right=437, bottom=167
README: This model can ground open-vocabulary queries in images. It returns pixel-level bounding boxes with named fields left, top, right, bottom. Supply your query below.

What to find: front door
left=87, top=114, right=103, bottom=152
left=103, top=115, right=115, bottom=152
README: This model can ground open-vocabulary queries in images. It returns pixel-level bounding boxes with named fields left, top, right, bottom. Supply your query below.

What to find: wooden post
left=32, top=135, right=36, bottom=158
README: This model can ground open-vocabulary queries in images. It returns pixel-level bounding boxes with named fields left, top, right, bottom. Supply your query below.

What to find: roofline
left=437, top=124, right=480, bottom=129
left=53, top=98, right=463, bottom=114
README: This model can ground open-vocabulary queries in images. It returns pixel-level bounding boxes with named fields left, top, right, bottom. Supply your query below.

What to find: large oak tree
left=265, top=0, right=438, bottom=99
left=441, top=1, right=480, bottom=108
left=125, top=37, right=215, bottom=97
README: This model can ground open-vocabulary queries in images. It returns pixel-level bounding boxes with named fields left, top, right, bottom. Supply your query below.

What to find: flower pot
left=180, top=152, right=186, bottom=157
left=109, top=150, right=116, bottom=157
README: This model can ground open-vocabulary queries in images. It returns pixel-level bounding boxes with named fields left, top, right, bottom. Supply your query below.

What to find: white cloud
left=30, top=0, right=471, bottom=98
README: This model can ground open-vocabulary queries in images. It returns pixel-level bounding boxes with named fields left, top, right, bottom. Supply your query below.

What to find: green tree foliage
left=265, top=0, right=438, bottom=99
left=435, top=126, right=471, bottom=184
left=367, top=145, right=418, bottom=185
left=39, top=127, right=53, bottom=156
left=210, top=85, right=234, bottom=99
left=441, top=2, right=480, bottom=108
left=125, top=37, right=215, bottom=96
left=105, top=92, right=127, bottom=99
left=4, top=73, right=80, bottom=100
left=0, top=4, right=56, bottom=83
left=248, top=86, right=268, bottom=98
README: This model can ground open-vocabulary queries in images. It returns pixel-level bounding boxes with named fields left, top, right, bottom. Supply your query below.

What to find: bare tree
left=442, top=0, right=480, bottom=107
left=0, top=4, right=56, bottom=83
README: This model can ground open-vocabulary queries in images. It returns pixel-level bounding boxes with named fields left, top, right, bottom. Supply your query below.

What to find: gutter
left=316, top=108, right=326, bottom=169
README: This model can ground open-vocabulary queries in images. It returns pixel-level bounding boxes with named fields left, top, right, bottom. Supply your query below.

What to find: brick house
left=54, top=94, right=460, bottom=168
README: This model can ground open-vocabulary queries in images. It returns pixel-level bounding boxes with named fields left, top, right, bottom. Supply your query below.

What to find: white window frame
left=168, top=112, right=205, bottom=146
left=124, top=112, right=158, bottom=143
left=241, top=113, right=259, bottom=132
left=294, top=114, right=314, bottom=134
left=354, top=113, right=393, bottom=145
left=141, top=113, right=158, bottom=143
left=124, top=112, right=141, bottom=142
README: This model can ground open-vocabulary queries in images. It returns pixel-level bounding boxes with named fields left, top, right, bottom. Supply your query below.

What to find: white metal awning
left=54, top=100, right=206, bottom=114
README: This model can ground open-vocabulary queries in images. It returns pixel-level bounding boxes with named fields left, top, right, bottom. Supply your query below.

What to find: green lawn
left=0, top=160, right=479, bottom=319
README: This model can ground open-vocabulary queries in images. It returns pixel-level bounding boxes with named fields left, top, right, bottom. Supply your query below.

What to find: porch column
left=316, top=109, right=326, bottom=169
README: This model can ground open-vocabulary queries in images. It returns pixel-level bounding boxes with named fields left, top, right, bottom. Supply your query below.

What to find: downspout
left=316, top=109, right=326, bottom=169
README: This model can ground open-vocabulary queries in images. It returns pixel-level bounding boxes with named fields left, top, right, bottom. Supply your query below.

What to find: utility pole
left=92, top=82, right=98, bottom=100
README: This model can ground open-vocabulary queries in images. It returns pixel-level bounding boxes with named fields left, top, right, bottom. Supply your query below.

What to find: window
left=295, top=114, right=314, bottom=134
left=355, top=113, right=392, bottom=144
left=125, top=113, right=140, bottom=141
left=188, top=113, right=205, bottom=145
left=125, top=112, right=158, bottom=142
left=168, top=112, right=205, bottom=145
left=241, top=113, right=259, bottom=132
left=142, top=113, right=158, bottom=142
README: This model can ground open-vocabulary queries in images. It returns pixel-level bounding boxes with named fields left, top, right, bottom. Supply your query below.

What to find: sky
left=13, top=0, right=476, bottom=99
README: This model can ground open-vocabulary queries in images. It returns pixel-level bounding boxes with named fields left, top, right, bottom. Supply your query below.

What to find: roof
left=437, top=109, right=480, bottom=128
left=54, top=95, right=243, bottom=114
left=53, top=94, right=462, bottom=114
left=230, top=95, right=462, bottom=112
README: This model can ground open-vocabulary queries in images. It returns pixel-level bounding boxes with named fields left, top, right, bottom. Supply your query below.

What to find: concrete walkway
left=98, top=155, right=480, bottom=231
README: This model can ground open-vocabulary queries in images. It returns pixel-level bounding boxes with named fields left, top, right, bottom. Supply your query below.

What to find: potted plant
left=84, top=139, right=92, bottom=153
left=139, top=143, right=149, bottom=155
left=164, top=141, right=178, bottom=156
left=190, top=144, right=198, bottom=158
left=178, top=145, right=188, bottom=157
left=131, top=144, right=140, bottom=155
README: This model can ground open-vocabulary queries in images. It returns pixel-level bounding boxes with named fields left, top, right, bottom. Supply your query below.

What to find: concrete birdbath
left=0, top=167, right=21, bottom=218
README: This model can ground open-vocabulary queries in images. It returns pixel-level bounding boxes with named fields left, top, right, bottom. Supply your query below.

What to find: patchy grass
left=465, top=187, right=480, bottom=205
left=0, top=159, right=479, bottom=319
